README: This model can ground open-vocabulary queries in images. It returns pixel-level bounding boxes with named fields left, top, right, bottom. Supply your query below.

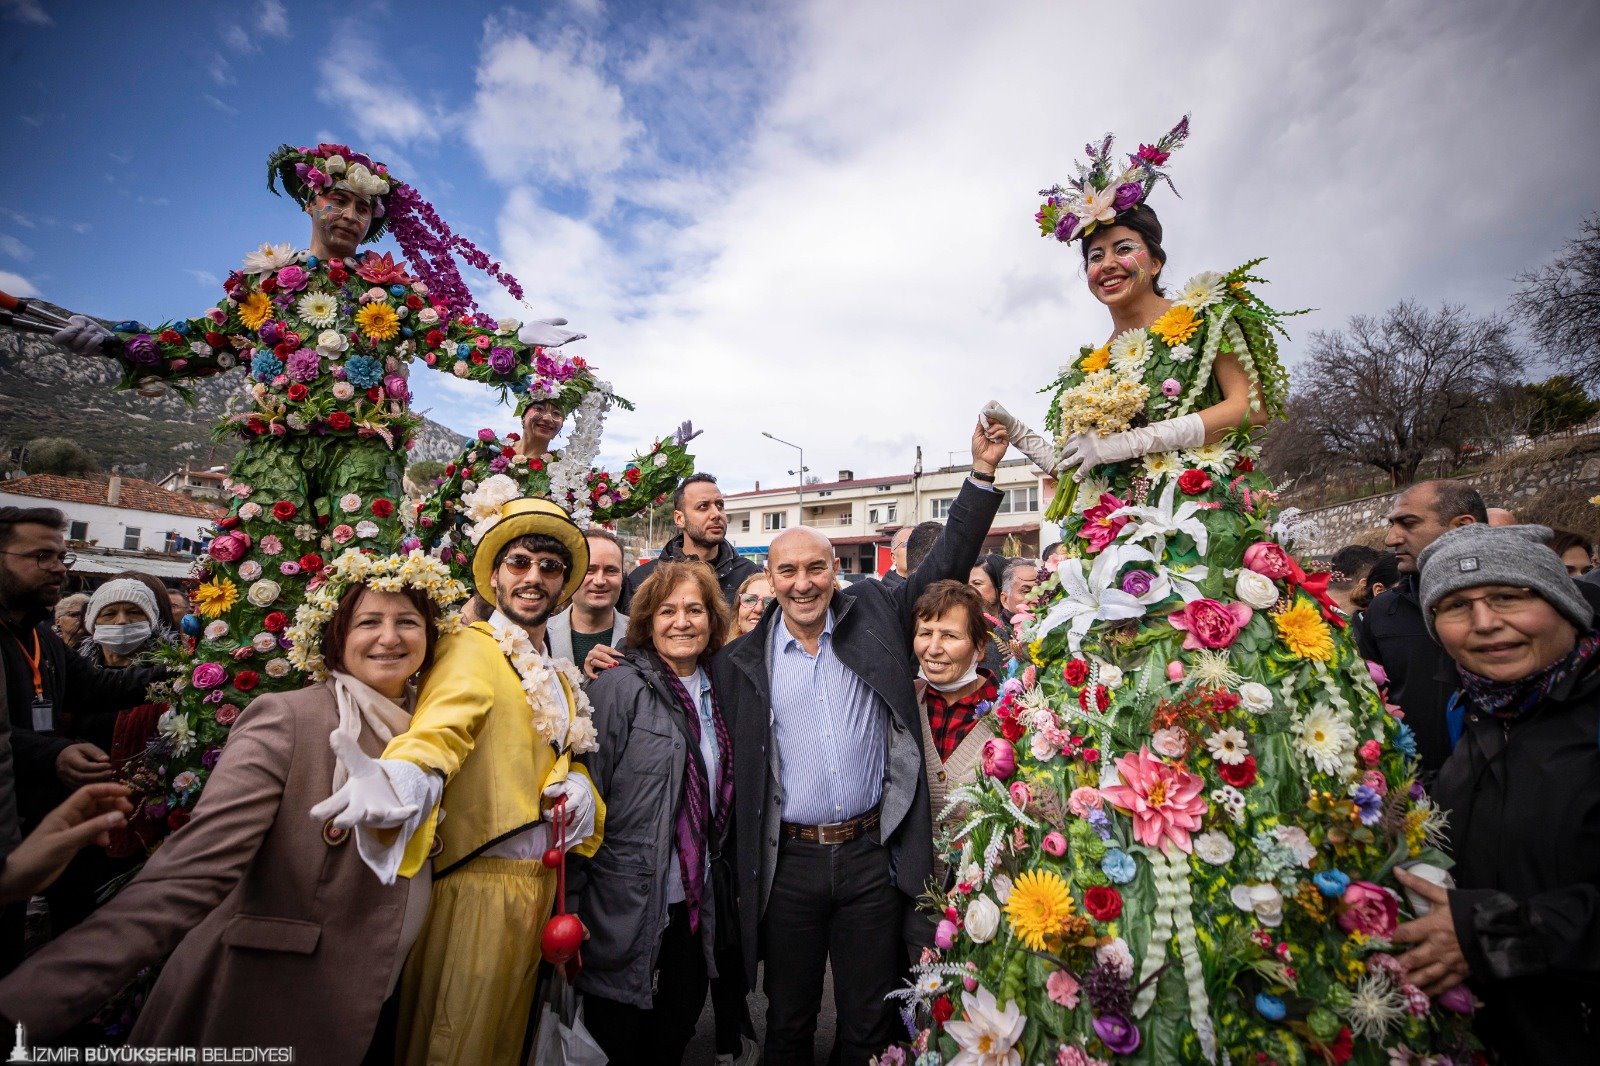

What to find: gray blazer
left=547, top=608, right=629, bottom=663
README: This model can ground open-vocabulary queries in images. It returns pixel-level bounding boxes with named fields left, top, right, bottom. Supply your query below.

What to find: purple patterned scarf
left=1456, top=631, right=1600, bottom=719
left=654, top=652, right=735, bottom=933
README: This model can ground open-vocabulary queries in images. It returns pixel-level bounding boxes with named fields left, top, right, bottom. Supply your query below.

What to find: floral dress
left=890, top=265, right=1478, bottom=1066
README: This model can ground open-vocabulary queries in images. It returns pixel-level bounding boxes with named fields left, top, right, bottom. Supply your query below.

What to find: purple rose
left=201, top=746, right=223, bottom=769
left=1054, top=213, right=1079, bottom=241
left=1161, top=377, right=1181, bottom=397
left=383, top=373, right=410, bottom=401
left=145, top=800, right=169, bottom=822
left=1113, top=182, right=1144, bottom=211
left=489, top=455, right=510, bottom=473
left=489, top=346, right=516, bottom=375
left=275, top=265, right=309, bottom=293
left=124, top=333, right=161, bottom=367
left=1437, top=984, right=1476, bottom=1014
left=1121, top=569, right=1153, bottom=597
left=1093, top=1015, right=1141, bottom=1055
left=286, top=349, right=321, bottom=382
left=258, top=320, right=284, bottom=345
left=192, top=662, right=228, bottom=690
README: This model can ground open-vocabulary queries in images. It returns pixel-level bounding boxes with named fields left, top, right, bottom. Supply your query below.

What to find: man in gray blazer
left=548, top=528, right=629, bottom=677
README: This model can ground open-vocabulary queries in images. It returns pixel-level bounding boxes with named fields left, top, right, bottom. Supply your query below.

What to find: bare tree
left=1287, top=301, right=1524, bottom=487
left=1512, top=214, right=1600, bottom=380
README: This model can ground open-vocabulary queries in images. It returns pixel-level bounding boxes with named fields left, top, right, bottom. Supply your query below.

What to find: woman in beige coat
left=0, top=551, right=465, bottom=1064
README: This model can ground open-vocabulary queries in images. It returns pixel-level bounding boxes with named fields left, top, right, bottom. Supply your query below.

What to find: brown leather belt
left=781, top=806, right=880, bottom=845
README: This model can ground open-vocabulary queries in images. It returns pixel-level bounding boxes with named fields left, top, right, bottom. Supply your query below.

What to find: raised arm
left=587, top=424, right=698, bottom=524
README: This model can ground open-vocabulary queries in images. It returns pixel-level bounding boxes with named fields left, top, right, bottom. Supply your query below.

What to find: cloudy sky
left=2, top=0, right=1596, bottom=492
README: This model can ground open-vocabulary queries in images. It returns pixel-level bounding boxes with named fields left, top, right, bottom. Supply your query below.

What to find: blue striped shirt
left=768, top=605, right=888, bottom=824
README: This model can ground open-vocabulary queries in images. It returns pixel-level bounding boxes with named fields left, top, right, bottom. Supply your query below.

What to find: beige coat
left=0, top=682, right=428, bottom=1064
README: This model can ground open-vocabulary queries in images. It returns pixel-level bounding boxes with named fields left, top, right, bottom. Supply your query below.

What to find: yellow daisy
left=1004, top=869, right=1075, bottom=951
left=194, top=577, right=238, bottom=619
left=1080, top=346, right=1110, bottom=373
left=238, top=292, right=274, bottom=331
left=355, top=302, right=401, bottom=342
left=1150, top=303, right=1200, bottom=345
left=1274, top=598, right=1334, bottom=661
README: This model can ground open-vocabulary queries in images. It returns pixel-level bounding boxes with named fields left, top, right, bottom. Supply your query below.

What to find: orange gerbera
left=238, top=292, right=274, bottom=331
left=1080, top=346, right=1110, bottom=373
left=1151, top=303, right=1200, bottom=345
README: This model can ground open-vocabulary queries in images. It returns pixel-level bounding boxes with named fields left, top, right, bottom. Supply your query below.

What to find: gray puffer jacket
left=570, top=648, right=724, bottom=1008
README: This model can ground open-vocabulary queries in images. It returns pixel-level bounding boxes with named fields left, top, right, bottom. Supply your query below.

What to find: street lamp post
left=761, top=430, right=806, bottom=511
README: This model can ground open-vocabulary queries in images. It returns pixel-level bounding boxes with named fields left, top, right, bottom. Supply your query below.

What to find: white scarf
left=327, top=672, right=413, bottom=795
left=485, top=610, right=600, bottom=754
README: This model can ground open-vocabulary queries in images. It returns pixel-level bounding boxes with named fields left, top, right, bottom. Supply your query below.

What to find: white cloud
left=0, top=235, right=33, bottom=262
left=0, top=0, right=51, bottom=26
left=202, top=94, right=239, bottom=117
left=0, top=270, right=38, bottom=297
left=317, top=38, right=443, bottom=145
left=258, top=0, right=288, bottom=39
left=186, top=269, right=220, bottom=288
left=203, top=52, right=234, bottom=86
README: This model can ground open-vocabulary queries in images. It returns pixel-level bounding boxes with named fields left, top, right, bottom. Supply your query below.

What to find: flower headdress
left=267, top=142, right=524, bottom=314
left=285, top=548, right=468, bottom=680
left=1035, top=115, right=1190, bottom=245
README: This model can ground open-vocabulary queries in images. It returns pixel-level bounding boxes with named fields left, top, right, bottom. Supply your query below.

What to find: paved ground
left=685, top=964, right=837, bottom=1065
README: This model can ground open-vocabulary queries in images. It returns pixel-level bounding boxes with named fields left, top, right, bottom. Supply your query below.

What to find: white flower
left=323, top=154, right=347, bottom=175
left=1238, top=681, right=1274, bottom=714
left=238, top=502, right=262, bottom=521
left=1182, top=441, right=1234, bottom=473
left=251, top=632, right=278, bottom=653
left=965, top=895, right=1001, bottom=944
left=1176, top=271, right=1226, bottom=311
left=1347, top=973, right=1406, bottom=1041
left=1108, top=328, right=1152, bottom=376
left=653, top=453, right=668, bottom=468
left=332, top=382, right=355, bottom=400
left=945, top=986, right=1025, bottom=1066
left=1094, top=938, right=1134, bottom=978
left=1211, top=785, right=1246, bottom=823
left=1206, top=727, right=1250, bottom=765
left=1189, top=649, right=1241, bottom=687
left=294, top=523, right=318, bottom=541
left=247, top=580, right=282, bottom=607
left=1076, top=185, right=1119, bottom=227
left=217, top=352, right=237, bottom=369
left=913, top=972, right=945, bottom=998
left=339, top=162, right=390, bottom=199
left=189, top=340, right=213, bottom=357
left=157, top=709, right=197, bottom=756
left=1193, top=830, right=1236, bottom=866
left=1169, top=343, right=1195, bottom=362
left=1294, top=704, right=1357, bottom=776
left=1032, top=544, right=1158, bottom=652
left=1115, top=478, right=1211, bottom=557
left=1229, top=883, right=1284, bottom=927
left=1093, top=660, right=1124, bottom=689
left=339, top=493, right=363, bottom=512
left=417, top=307, right=439, bottom=325
left=452, top=362, right=469, bottom=377
left=990, top=873, right=1013, bottom=904
left=238, top=560, right=263, bottom=582
left=1234, top=568, right=1280, bottom=609
left=242, top=241, right=296, bottom=274
left=204, top=620, right=229, bottom=641
left=355, top=520, right=380, bottom=539
left=1140, top=450, right=1182, bottom=480
left=1072, top=475, right=1111, bottom=513
left=264, top=657, right=292, bottom=679
left=316, top=329, right=348, bottom=354
left=297, top=292, right=338, bottom=328
left=286, top=413, right=307, bottom=431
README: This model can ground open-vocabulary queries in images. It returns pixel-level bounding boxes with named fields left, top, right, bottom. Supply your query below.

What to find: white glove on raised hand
left=518, top=318, right=587, bottom=348
left=52, top=315, right=114, bottom=357
left=1058, top=413, right=1206, bottom=482
left=308, top=732, right=419, bottom=831
left=980, top=401, right=1062, bottom=474
left=542, top=775, right=596, bottom=851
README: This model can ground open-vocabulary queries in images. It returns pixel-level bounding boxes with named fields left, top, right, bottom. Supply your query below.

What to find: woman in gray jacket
left=574, top=560, right=736, bottom=1065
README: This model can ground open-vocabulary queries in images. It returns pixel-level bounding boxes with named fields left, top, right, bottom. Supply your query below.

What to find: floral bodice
left=106, top=244, right=598, bottom=449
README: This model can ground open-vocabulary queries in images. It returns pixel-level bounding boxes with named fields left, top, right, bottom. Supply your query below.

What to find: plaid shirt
left=922, top=670, right=999, bottom=762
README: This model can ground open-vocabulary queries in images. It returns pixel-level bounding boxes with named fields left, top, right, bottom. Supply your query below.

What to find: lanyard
left=0, top=621, right=43, bottom=699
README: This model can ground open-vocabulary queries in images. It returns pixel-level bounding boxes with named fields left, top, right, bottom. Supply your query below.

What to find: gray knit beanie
left=84, top=578, right=161, bottom=636
left=1418, top=524, right=1594, bottom=640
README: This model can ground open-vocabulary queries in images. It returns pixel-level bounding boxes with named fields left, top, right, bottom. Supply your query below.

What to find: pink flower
left=1150, top=726, right=1188, bottom=759
left=1359, top=739, right=1382, bottom=766
left=1046, top=970, right=1081, bottom=1008
left=1067, top=786, right=1103, bottom=817
left=1337, top=881, right=1400, bottom=938
left=934, top=919, right=957, bottom=950
left=259, top=534, right=283, bottom=557
left=1242, top=542, right=1293, bottom=581
left=1366, top=659, right=1389, bottom=688
left=1078, top=492, right=1130, bottom=553
left=1099, top=746, right=1207, bottom=854
left=1041, top=832, right=1067, bottom=856
left=274, top=265, right=309, bottom=293
left=1436, top=984, right=1476, bottom=1014
left=1008, top=782, right=1032, bottom=807
left=332, top=524, right=356, bottom=544
left=191, top=662, right=227, bottom=690
left=1168, top=598, right=1252, bottom=651
left=208, top=530, right=252, bottom=563
left=477, top=427, right=497, bottom=442
left=981, top=738, right=1016, bottom=780
left=1161, top=377, right=1181, bottom=397
left=1166, top=659, right=1185, bottom=682
left=1363, top=769, right=1388, bottom=797
left=215, top=703, right=241, bottom=726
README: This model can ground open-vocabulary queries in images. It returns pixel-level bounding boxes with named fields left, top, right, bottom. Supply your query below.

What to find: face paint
left=1116, top=251, right=1146, bottom=286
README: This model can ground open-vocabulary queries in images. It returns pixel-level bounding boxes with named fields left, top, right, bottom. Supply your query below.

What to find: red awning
left=829, top=534, right=889, bottom=546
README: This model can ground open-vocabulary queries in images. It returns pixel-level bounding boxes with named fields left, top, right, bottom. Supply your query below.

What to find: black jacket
left=619, top=535, right=758, bottom=614
left=713, top=478, right=1001, bottom=984
left=0, top=612, right=158, bottom=825
left=1434, top=643, right=1600, bottom=1063
left=1354, top=575, right=1455, bottom=776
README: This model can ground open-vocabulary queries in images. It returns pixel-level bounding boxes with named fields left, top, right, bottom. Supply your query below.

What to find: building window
left=931, top=498, right=954, bottom=520
left=67, top=520, right=88, bottom=541
left=837, top=510, right=852, bottom=526
left=876, top=484, right=892, bottom=492
left=884, top=503, right=897, bottom=522
left=763, top=512, right=787, bottom=531
left=740, top=516, right=751, bottom=532
left=996, top=486, right=1040, bottom=514
left=123, top=527, right=141, bottom=551
left=868, top=507, right=880, bottom=524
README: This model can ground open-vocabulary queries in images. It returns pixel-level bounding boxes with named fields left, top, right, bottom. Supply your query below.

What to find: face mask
left=95, top=622, right=153, bottom=655
left=919, top=654, right=982, bottom=693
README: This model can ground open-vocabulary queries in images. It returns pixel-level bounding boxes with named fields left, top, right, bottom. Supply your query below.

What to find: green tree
left=1520, top=374, right=1598, bottom=437
left=24, top=437, right=98, bottom=477
left=406, top=460, right=447, bottom=487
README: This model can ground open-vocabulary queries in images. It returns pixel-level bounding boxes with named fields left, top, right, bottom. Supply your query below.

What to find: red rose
left=205, top=331, right=228, bottom=347
left=167, top=808, right=192, bottom=831
left=327, top=411, right=352, bottom=431
left=1083, top=886, right=1123, bottom=922
left=287, top=383, right=309, bottom=402
left=1078, top=684, right=1109, bottom=713
left=1177, top=469, right=1213, bottom=495
left=233, top=670, right=260, bottom=692
left=625, top=467, right=642, bottom=484
left=246, top=417, right=267, bottom=435
left=444, top=463, right=456, bottom=477
left=263, top=611, right=288, bottom=633
left=299, top=553, right=324, bottom=573
left=328, top=267, right=348, bottom=285
left=271, top=501, right=297, bottom=521
left=158, top=329, right=182, bottom=345
left=425, top=329, right=444, bottom=348
left=469, top=351, right=485, bottom=365
left=999, top=713, right=1025, bottom=742
left=530, top=459, right=545, bottom=472
left=1324, top=1027, right=1353, bottom=1065
left=931, top=995, right=953, bottom=1024
left=1234, top=457, right=1256, bottom=472
left=371, top=498, right=394, bottom=518
left=272, top=342, right=293, bottom=359
left=1062, top=658, right=1089, bottom=687
left=218, top=516, right=240, bottom=530
left=259, top=275, right=277, bottom=294
left=367, top=387, right=383, bottom=403
left=1218, top=754, right=1258, bottom=789
left=405, top=294, right=423, bottom=309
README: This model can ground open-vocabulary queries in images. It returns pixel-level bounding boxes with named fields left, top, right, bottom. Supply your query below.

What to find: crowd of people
left=0, top=125, right=1593, bottom=1066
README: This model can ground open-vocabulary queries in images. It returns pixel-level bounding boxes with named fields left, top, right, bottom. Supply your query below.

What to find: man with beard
left=621, top=473, right=756, bottom=612
left=0, top=507, right=160, bottom=969
left=316, top=496, right=604, bottom=1065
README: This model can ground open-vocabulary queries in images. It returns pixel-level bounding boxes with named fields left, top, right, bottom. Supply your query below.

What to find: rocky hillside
left=0, top=302, right=466, bottom=480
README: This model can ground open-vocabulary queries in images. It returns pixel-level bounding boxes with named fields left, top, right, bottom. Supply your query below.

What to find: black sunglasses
left=502, top=555, right=568, bottom=577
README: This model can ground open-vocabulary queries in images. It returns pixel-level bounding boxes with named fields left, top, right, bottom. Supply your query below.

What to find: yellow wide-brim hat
left=471, top=497, right=590, bottom=609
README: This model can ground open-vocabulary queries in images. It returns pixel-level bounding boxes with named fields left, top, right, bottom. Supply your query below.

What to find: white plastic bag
left=529, top=969, right=608, bottom=1066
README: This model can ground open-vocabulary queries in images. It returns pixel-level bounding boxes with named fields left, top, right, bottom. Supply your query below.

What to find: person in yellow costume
left=312, top=494, right=604, bottom=1065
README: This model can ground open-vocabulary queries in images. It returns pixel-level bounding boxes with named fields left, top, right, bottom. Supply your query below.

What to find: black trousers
left=583, top=902, right=708, bottom=1066
left=710, top=938, right=755, bottom=1055
left=760, top=834, right=905, bottom=1066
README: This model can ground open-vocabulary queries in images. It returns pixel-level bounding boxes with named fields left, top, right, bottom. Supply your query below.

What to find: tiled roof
left=0, top=473, right=223, bottom=521
left=725, top=473, right=912, bottom=500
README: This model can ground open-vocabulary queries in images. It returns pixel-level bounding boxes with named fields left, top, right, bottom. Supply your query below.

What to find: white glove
left=52, top=315, right=113, bottom=357
left=308, top=732, right=419, bottom=831
left=543, top=775, right=596, bottom=851
left=1058, top=414, right=1206, bottom=482
left=981, top=401, right=1062, bottom=475
left=518, top=318, right=587, bottom=348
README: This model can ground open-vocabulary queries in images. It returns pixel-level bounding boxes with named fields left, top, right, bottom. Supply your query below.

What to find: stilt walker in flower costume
left=43, top=143, right=601, bottom=850
left=884, top=119, right=1481, bottom=1065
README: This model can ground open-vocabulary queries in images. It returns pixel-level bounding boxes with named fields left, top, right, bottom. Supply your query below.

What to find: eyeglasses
left=1, top=549, right=75, bottom=569
left=740, top=594, right=775, bottom=607
left=501, top=555, right=568, bottom=578
left=1430, top=587, right=1540, bottom=623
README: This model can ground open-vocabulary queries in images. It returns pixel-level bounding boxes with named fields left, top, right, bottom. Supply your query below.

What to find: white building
left=0, top=472, right=221, bottom=559
left=722, top=458, right=1061, bottom=574
left=157, top=465, right=228, bottom=502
